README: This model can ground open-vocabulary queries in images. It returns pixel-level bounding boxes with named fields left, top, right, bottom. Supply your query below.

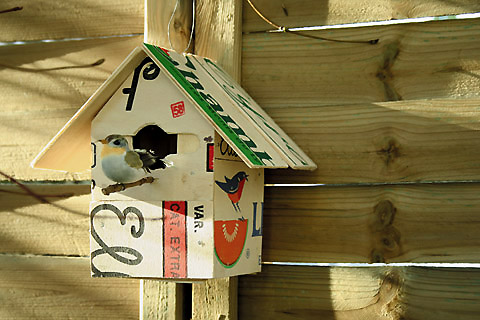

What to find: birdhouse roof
left=32, top=43, right=316, bottom=172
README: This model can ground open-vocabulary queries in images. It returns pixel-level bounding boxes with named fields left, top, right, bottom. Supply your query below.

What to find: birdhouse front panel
left=91, top=55, right=215, bottom=202
left=89, top=55, right=218, bottom=279
left=90, top=200, right=214, bottom=278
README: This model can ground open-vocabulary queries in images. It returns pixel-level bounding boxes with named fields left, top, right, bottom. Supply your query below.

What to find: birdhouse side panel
left=193, top=55, right=317, bottom=170
left=212, top=133, right=263, bottom=277
left=90, top=200, right=214, bottom=279
left=91, top=55, right=215, bottom=202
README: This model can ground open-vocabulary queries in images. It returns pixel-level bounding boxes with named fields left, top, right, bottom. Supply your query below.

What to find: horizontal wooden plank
left=0, top=36, right=142, bottom=181
left=0, top=254, right=139, bottom=319
left=0, top=185, right=90, bottom=256
left=0, top=0, right=143, bottom=41
left=244, top=0, right=480, bottom=32
left=239, top=265, right=480, bottom=320
left=263, top=183, right=480, bottom=263
left=243, top=18, right=480, bottom=108
left=5, top=183, right=480, bottom=264
left=265, top=99, right=480, bottom=184
left=5, top=96, right=480, bottom=185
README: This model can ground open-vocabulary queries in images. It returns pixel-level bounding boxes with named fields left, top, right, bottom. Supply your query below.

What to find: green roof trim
left=144, top=43, right=264, bottom=167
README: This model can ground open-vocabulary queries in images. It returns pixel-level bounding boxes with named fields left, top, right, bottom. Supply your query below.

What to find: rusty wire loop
left=167, top=0, right=196, bottom=53
left=0, top=6, right=22, bottom=14
left=0, top=170, right=74, bottom=204
left=0, top=59, right=105, bottom=73
left=0, top=170, right=49, bottom=204
left=246, top=0, right=379, bottom=44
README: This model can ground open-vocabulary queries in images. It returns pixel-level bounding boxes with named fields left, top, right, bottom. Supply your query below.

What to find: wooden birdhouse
left=32, top=43, right=316, bottom=280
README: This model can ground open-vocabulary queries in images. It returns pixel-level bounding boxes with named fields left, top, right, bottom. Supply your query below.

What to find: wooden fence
left=2, top=0, right=480, bottom=319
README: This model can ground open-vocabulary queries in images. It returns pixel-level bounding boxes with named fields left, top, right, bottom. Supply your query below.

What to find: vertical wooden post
left=145, top=0, right=194, bottom=52
left=193, top=1, right=242, bottom=320
left=142, top=1, right=193, bottom=319
left=194, top=0, right=243, bottom=82
left=192, top=277, right=238, bottom=320
left=141, top=280, right=185, bottom=320
left=143, top=0, right=242, bottom=319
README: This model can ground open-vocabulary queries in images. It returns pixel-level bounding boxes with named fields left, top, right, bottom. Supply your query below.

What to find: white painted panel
left=187, top=201, right=214, bottom=278
left=90, top=200, right=164, bottom=278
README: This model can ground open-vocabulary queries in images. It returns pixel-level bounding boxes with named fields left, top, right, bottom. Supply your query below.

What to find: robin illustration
left=99, top=134, right=171, bottom=183
left=215, top=171, right=248, bottom=212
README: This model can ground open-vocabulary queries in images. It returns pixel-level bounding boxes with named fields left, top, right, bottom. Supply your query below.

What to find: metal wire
left=245, top=0, right=379, bottom=45
left=167, top=0, right=196, bottom=53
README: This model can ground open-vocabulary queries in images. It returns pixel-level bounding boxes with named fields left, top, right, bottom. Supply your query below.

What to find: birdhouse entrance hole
left=132, top=125, right=177, bottom=168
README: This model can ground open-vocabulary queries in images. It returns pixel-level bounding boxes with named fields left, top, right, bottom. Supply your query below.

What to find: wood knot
left=376, top=70, right=387, bottom=81
left=382, top=271, right=401, bottom=291
left=370, top=200, right=402, bottom=262
left=381, top=230, right=401, bottom=251
left=376, top=42, right=402, bottom=101
left=371, top=249, right=385, bottom=263
left=174, top=19, right=183, bottom=31
left=380, top=271, right=405, bottom=317
left=377, top=138, right=401, bottom=167
left=374, top=200, right=396, bottom=229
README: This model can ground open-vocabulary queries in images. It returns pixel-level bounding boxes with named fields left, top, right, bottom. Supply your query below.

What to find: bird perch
left=101, top=177, right=155, bottom=195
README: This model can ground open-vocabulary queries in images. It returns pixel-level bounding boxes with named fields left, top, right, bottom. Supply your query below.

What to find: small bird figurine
left=99, top=134, right=171, bottom=184
left=215, top=171, right=248, bottom=212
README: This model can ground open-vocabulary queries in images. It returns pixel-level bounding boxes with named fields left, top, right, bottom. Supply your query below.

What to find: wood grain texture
left=243, top=18, right=480, bottom=108
left=264, top=99, right=480, bottom=184
left=0, top=0, right=143, bottom=42
left=239, top=265, right=399, bottom=320
left=0, top=36, right=142, bottom=181
left=195, top=0, right=243, bottom=82
left=192, top=277, right=238, bottom=320
left=0, top=254, right=139, bottom=319
left=263, top=183, right=480, bottom=263
left=6, top=95, right=480, bottom=185
left=145, top=0, right=193, bottom=52
left=0, top=185, right=90, bottom=256
left=142, top=280, right=184, bottom=320
left=243, top=0, right=480, bottom=32
left=192, top=1, right=242, bottom=320
left=239, top=265, right=480, bottom=320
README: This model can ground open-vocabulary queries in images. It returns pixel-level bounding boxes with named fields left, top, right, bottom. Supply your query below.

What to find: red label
left=207, top=143, right=214, bottom=172
left=171, top=101, right=186, bottom=118
left=160, top=47, right=170, bottom=56
left=214, top=219, right=248, bottom=267
left=163, top=201, right=187, bottom=278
